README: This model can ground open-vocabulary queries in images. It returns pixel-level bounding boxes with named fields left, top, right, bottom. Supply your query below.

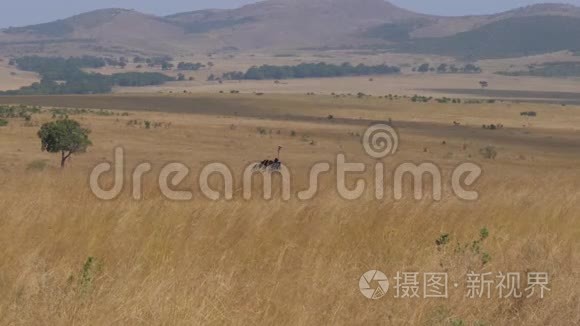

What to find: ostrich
left=271, top=146, right=282, bottom=170
left=254, top=146, right=283, bottom=171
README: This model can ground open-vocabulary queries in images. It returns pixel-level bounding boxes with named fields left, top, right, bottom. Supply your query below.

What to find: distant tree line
left=132, top=55, right=175, bottom=69
left=110, top=72, right=175, bottom=87
left=497, top=62, right=580, bottom=77
left=220, top=62, right=400, bottom=80
left=177, top=62, right=205, bottom=71
left=0, top=56, right=174, bottom=95
left=413, top=63, right=482, bottom=73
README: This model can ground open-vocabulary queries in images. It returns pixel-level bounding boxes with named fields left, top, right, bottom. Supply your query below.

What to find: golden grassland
left=115, top=73, right=580, bottom=101
left=2, top=93, right=580, bottom=130
left=0, top=96, right=579, bottom=325
left=0, top=60, right=39, bottom=92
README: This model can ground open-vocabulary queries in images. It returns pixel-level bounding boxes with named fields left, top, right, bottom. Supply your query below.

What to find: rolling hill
left=394, top=15, right=580, bottom=59
left=1, top=0, right=580, bottom=59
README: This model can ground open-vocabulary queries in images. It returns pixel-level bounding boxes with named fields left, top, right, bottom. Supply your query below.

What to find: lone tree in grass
left=38, top=119, right=92, bottom=168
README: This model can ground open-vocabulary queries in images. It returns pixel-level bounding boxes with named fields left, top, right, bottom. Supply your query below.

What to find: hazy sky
left=2, top=0, right=580, bottom=28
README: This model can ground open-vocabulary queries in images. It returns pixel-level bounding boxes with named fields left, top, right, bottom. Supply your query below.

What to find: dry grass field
left=0, top=94, right=579, bottom=325
left=104, top=50, right=580, bottom=101
left=0, top=60, right=39, bottom=92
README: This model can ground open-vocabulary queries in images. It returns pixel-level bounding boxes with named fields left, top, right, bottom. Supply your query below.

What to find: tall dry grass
left=1, top=105, right=579, bottom=325
left=0, top=166, right=578, bottom=325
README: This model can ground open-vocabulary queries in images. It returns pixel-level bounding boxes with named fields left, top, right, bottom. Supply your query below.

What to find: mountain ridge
left=1, top=0, right=579, bottom=58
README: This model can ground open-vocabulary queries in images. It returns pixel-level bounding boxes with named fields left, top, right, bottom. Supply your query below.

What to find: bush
left=435, top=234, right=450, bottom=250
left=26, top=159, right=48, bottom=171
left=417, top=63, right=430, bottom=72
left=520, top=111, right=537, bottom=117
left=0, top=119, right=8, bottom=127
left=177, top=62, right=204, bottom=71
left=479, top=146, right=498, bottom=160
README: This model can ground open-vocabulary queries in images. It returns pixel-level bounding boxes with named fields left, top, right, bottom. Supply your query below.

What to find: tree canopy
left=38, top=119, right=92, bottom=167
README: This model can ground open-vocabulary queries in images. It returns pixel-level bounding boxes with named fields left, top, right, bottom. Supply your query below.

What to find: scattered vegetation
left=145, top=56, right=174, bottom=68
left=482, top=124, right=504, bottom=130
left=26, top=159, right=49, bottom=171
left=0, top=105, right=41, bottom=123
left=411, top=95, right=432, bottom=103
left=435, top=234, right=450, bottom=250
left=479, top=146, right=498, bottom=160
left=437, top=228, right=492, bottom=268
left=126, top=120, right=171, bottom=129
left=177, top=62, right=205, bottom=71
left=499, top=61, right=580, bottom=77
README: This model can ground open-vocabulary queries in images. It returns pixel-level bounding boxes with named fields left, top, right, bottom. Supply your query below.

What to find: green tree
left=161, top=62, right=174, bottom=70
left=38, top=119, right=92, bottom=168
left=418, top=63, right=430, bottom=73
left=437, top=63, right=448, bottom=73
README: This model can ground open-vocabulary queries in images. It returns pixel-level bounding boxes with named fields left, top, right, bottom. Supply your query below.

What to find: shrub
left=0, top=119, right=8, bottom=127
left=79, top=256, right=99, bottom=291
left=520, top=111, right=537, bottom=117
left=479, top=227, right=489, bottom=240
left=482, top=252, right=492, bottom=265
left=26, top=159, right=48, bottom=171
left=479, top=146, right=498, bottom=159
left=435, top=234, right=450, bottom=248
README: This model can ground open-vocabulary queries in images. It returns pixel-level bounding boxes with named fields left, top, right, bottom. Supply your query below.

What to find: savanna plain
left=0, top=93, right=579, bottom=325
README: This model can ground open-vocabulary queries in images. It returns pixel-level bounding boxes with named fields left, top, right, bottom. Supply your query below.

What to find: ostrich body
left=254, top=146, right=283, bottom=171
